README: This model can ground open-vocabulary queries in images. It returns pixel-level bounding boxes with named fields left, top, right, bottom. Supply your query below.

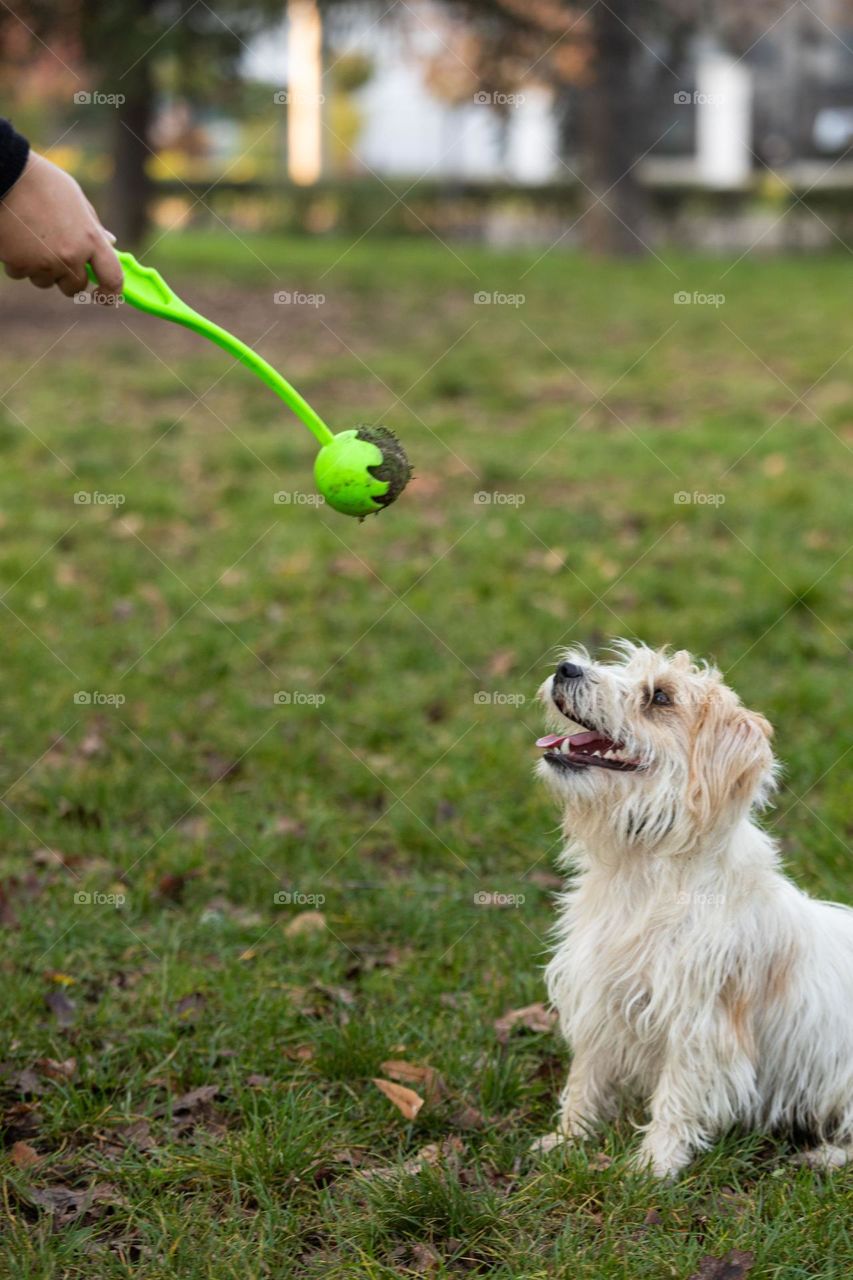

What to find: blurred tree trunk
left=580, top=0, right=646, bottom=256
left=108, top=59, right=153, bottom=247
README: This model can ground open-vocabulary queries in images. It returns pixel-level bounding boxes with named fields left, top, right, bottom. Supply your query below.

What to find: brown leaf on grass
left=10, top=1141, right=40, bottom=1168
left=372, top=1078, right=424, bottom=1121
left=32, top=847, right=72, bottom=869
left=526, top=869, right=564, bottom=890
left=10, top=1067, right=45, bottom=1096
left=494, top=1002, right=558, bottom=1043
left=380, top=1060, right=445, bottom=1105
left=154, top=1084, right=224, bottom=1138
left=174, top=992, right=206, bottom=1021
left=45, top=988, right=75, bottom=1027
left=361, top=1137, right=465, bottom=1181
left=344, top=945, right=410, bottom=978
left=3, top=1101, right=42, bottom=1140
left=36, top=1057, right=76, bottom=1080
left=156, top=870, right=199, bottom=902
left=203, top=753, right=242, bottom=784
left=271, top=814, right=306, bottom=837
left=26, top=1181, right=124, bottom=1225
left=407, top=1242, right=443, bottom=1274
left=284, top=1044, right=315, bottom=1062
left=97, top=1119, right=156, bottom=1159
left=689, top=1251, right=755, bottom=1280
left=284, top=910, right=326, bottom=937
left=155, top=1084, right=220, bottom=1117
left=450, top=1104, right=486, bottom=1131
left=246, top=1073, right=271, bottom=1089
left=486, top=648, right=517, bottom=678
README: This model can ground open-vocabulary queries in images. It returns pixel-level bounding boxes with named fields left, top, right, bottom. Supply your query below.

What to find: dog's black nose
left=557, top=661, right=584, bottom=680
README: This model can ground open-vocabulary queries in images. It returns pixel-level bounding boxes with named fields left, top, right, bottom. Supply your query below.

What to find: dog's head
left=537, top=641, right=776, bottom=853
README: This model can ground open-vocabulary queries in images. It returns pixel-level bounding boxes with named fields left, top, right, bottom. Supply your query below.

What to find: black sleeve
left=0, top=118, right=30, bottom=198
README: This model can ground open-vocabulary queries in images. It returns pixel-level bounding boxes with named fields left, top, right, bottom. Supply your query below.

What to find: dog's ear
left=688, top=697, right=775, bottom=831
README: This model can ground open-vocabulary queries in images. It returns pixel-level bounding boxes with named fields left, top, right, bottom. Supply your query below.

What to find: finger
left=57, top=272, right=88, bottom=298
left=88, top=238, right=123, bottom=302
left=30, top=269, right=59, bottom=289
left=4, top=264, right=29, bottom=280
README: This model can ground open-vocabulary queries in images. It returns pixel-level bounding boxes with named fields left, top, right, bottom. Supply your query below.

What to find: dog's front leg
left=533, top=1044, right=617, bottom=1154
left=558, top=1045, right=617, bottom=1138
left=633, top=1027, right=748, bottom=1178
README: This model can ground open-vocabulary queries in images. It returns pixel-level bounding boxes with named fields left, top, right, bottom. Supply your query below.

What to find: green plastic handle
left=87, top=251, right=334, bottom=448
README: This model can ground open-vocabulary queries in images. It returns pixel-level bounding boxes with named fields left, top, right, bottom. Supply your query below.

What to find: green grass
left=0, top=233, right=851, bottom=1276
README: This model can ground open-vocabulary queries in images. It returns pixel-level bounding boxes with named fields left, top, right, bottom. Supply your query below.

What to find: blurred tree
left=0, top=0, right=283, bottom=245
left=452, top=0, right=787, bottom=255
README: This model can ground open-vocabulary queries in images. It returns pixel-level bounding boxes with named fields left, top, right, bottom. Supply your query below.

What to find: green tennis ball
left=314, top=426, right=412, bottom=518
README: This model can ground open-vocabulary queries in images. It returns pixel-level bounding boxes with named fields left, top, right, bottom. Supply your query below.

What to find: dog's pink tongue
left=536, top=734, right=570, bottom=748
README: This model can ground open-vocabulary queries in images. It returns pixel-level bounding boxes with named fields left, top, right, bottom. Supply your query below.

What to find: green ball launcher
left=87, top=252, right=411, bottom=517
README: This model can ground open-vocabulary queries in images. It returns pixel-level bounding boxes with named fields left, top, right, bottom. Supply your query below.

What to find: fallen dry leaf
left=10, top=1141, right=40, bottom=1168
left=372, top=1077, right=424, bottom=1121
left=689, top=1251, right=755, bottom=1280
left=26, top=1181, right=123, bottom=1225
left=450, top=1104, right=486, bottom=1131
left=486, top=648, right=517, bottom=678
left=494, top=1002, right=558, bottom=1043
left=36, top=1057, right=77, bottom=1080
left=380, top=1060, right=445, bottom=1104
left=174, top=992, right=206, bottom=1021
left=284, top=1044, right=315, bottom=1062
left=362, top=1137, right=464, bottom=1180
left=44, top=989, right=75, bottom=1027
left=285, top=910, right=326, bottom=937
left=272, top=814, right=306, bottom=837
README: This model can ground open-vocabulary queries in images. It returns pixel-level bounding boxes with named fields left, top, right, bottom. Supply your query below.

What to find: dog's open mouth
left=536, top=729, right=639, bottom=772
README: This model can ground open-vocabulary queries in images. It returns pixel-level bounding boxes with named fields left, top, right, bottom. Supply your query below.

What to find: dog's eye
left=651, top=688, right=672, bottom=706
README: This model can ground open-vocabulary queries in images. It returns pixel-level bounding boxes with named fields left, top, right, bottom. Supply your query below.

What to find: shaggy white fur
left=535, top=641, right=853, bottom=1177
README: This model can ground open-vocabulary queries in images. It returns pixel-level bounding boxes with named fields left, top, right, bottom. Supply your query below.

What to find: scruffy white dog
left=535, top=641, right=853, bottom=1177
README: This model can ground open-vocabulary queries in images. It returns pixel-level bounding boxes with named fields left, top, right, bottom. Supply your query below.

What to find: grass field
left=0, top=233, right=851, bottom=1277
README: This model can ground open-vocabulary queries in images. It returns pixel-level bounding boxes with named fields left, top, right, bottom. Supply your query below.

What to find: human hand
left=0, top=152, right=123, bottom=302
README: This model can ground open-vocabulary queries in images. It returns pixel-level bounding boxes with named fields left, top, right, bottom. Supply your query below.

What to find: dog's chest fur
left=546, top=878, right=684, bottom=1083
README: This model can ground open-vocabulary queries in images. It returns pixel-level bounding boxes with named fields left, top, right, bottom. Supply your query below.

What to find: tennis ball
left=314, top=426, right=412, bottom=518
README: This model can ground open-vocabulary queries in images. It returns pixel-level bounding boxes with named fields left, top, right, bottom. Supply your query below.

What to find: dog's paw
left=627, top=1139, right=687, bottom=1180
left=529, top=1130, right=569, bottom=1156
left=793, top=1144, right=852, bottom=1170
